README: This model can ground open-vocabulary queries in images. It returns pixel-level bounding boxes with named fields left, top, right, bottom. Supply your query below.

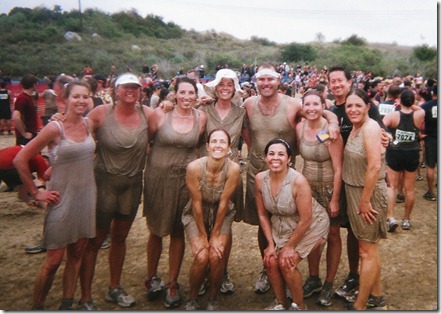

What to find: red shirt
left=14, top=92, right=38, bottom=135
left=0, top=146, right=48, bottom=179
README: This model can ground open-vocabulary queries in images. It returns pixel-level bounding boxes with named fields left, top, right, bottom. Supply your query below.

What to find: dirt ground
left=0, top=133, right=437, bottom=311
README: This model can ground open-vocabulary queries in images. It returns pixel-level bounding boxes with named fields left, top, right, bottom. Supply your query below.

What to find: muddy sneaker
left=396, top=194, right=405, bottom=203
left=78, top=300, right=98, bottom=310
left=255, top=269, right=270, bottom=294
left=220, top=271, right=236, bottom=294
left=164, top=281, right=181, bottom=308
left=265, top=299, right=285, bottom=310
left=184, top=299, right=200, bottom=311
left=316, top=282, right=333, bottom=306
left=303, top=276, right=322, bottom=298
left=59, top=298, right=73, bottom=310
left=100, top=233, right=111, bottom=249
left=105, top=286, right=135, bottom=307
left=387, top=217, right=398, bottom=232
left=198, top=277, right=209, bottom=296
left=423, top=191, right=436, bottom=201
left=25, top=238, right=46, bottom=254
left=367, top=294, right=387, bottom=309
left=335, top=274, right=359, bottom=298
left=206, top=299, right=220, bottom=311
left=347, top=292, right=387, bottom=310
left=145, top=275, right=164, bottom=300
left=402, top=219, right=412, bottom=230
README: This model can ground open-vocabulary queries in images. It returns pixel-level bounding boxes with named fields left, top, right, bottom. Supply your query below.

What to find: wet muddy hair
left=175, top=76, right=198, bottom=96
left=207, top=128, right=231, bottom=146
left=264, top=138, right=292, bottom=158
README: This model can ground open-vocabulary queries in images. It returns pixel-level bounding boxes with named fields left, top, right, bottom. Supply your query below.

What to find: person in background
left=383, top=89, right=424, bottom=231
left=183, top=129, right=240, bottom=311
left=0, top=80, right=13, bottom=134
left=186, top=69, right=214, bottom=107
left=255, top=138, right=329, bottom=310
left=343, top=88, right=387, bottom=310
left=144, top=76, right=206, bottom=309
left=53, top=74, right=75, bottom=114
left=0, top=145, right=49, bottom=206
left=420, top=85, right=438, bottom=201
left=41, top=79, right=58, bottom=126
left=314, top=84, right=334, bottom=109
left=296, top=89, right=343, bottom=307
left=12, top=74, right=39, bottom=145
left=14, top=81, right=97, bottom=310
left=141, top=86, right=152, bottom=107
left=149, top=83, right=163, bottom=109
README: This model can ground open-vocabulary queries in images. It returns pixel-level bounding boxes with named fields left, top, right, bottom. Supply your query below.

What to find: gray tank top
left=94, top=104, right=148, bottom=177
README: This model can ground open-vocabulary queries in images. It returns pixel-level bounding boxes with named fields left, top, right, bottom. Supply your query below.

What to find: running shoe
left=402, top=219, right=412, bottom=230
left=145, top=275, right=164, bottom=300
left=206, top=299, right=220, bottom=310
left=78, top=300, right=98, bottom=311
left=265, top=299, right=285, bottom=310
left=104, top=286, right=136, bottom=307
left=254, top=269, right=270, bottom=294
left=303, top=276, right=322, bottom=298
left=335, top=274, right=359, bottom=298
left=198, top=277, right=209, bottom=296
left=423, top=191, right=436, bottom=201
left=316, top=282, right=333, bottom=306
left=396, top=194, right=405, bottom=203
left=164, top=281, right=181, bottom=308
left=184, top=299, right=200, bottom=311
left=220, top=271, right=236, bottom=294
left=387, top=217, right=398, bottom=232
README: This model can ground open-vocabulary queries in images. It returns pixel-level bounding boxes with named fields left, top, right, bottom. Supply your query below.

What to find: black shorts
left=386, top=149, right=420, bottom=172
left=0, top=169, right=22, bottom=189
left=424, top=136, right=437, bottom=168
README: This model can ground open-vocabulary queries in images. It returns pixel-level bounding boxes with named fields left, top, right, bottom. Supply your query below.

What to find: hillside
left=0, top=6, right=437, bottom=80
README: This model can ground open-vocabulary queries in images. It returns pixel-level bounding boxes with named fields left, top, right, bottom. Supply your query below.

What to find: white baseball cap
left=115, top=73, right=141, bottom=87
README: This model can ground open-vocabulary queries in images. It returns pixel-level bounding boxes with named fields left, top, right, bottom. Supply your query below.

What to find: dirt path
left=0, top=133, right=437, bottom=310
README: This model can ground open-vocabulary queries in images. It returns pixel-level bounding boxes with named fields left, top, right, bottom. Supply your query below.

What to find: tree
left=281, top=43, right=317, bottom=63
left=342, top=34, right=366, bottom=46
left=413, top=44, right=437, bottom=62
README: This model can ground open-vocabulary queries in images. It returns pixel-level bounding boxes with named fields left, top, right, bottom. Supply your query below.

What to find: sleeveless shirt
left=44, top=120, right=96, bottom=249
left=248, top=95, right=296, bottom=174
left=144, top=108, right=201, bottom=237
left=343, top=118, right=386, bottom=187
left=298, top=122, right=334, bottom=183
left=388, top=111, right=420, bottom=151
left=261, top=168, right=329, bottom=257
left=94, top=104, right=148, bottom=177
left=182, top=157, right=235, bottom=233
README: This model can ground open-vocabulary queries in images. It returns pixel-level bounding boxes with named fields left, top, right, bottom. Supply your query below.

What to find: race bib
left=394, top=129, right=416, bottom=143
left=379, top=103, right=395, bottom=115
left=432, top=106, right=437, bottom=118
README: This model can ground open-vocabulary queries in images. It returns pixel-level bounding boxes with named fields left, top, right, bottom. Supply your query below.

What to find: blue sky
left=1, top=0, right=438, bottom=47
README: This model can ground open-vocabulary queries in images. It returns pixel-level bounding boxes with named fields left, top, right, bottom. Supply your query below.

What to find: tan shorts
left=183, top=202, right=235, bottom=240
left=95, top=169, right=142, bottom=229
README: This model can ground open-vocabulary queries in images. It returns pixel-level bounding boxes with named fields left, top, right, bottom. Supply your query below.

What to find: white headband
left=255, top=69, right=280, bottom=79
